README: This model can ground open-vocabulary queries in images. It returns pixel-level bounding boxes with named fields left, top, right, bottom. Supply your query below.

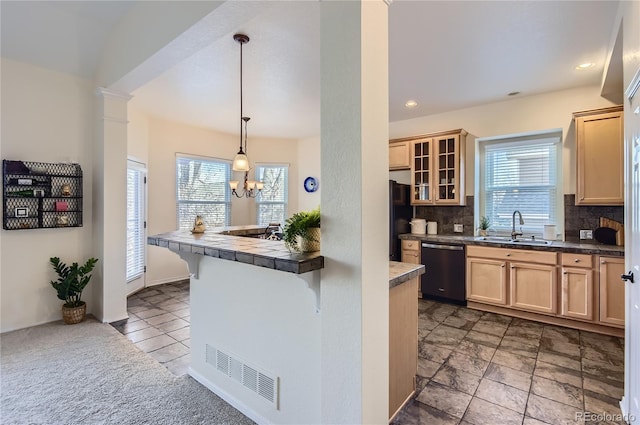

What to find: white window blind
left=126, top=165, right=145, bottom=282
left=479, top=132, right=562, bottom=237
left=256, top=165, right=288, bottom=226
left=176, top=155, right=231, bottom=230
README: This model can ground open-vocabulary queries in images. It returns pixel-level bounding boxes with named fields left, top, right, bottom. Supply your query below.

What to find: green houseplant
left=478, top=216, right=490, bottom=236
left=283, top=206, right=321, bottom=253
left=49, top=256, right=98, bottom=324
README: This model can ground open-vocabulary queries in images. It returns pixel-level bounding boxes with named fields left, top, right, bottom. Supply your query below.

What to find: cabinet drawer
left=402, top=240, right=420, bottom=251
left=561, top=253, right=593, bottom=268
left=467, top=245, right=557, bottom=265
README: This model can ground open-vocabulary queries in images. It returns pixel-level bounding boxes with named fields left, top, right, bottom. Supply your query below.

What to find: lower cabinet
left=465, top=245, right=625, bottom=334
left=510, top=262, right=557, bottom=314
left=401, top=240, right=421, bottom=297
left=466, top=257, right=507, bottom=305
left=599, top=256, right=625, bottom=327
left=389, top=277, right=418, bottom=420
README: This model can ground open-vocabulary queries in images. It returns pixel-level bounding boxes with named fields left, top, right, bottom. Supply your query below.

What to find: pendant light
left=229, top=33, right=263, bottom=198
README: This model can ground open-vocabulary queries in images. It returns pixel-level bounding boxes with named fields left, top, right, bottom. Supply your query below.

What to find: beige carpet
left=0, top=318, right=254, bottom=425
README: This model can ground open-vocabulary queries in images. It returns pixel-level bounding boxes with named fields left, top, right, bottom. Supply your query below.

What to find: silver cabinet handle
left=506, top=253, right=511, bottom=257
left=574, top=259, right=580, bottom=263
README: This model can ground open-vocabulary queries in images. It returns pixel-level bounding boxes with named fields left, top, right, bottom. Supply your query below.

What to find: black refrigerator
left=389, top=180, right=413, bottom=261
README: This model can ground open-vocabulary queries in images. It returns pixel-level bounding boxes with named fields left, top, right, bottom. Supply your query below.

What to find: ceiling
left=0, top=1, right=621, bottom=139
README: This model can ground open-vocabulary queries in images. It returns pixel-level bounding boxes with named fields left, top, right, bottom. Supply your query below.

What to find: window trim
left=255, top=162, right=289, bottom=226
left=175, top=153, right=232, bottom=230
left=475, top=129, right=564, bottom=239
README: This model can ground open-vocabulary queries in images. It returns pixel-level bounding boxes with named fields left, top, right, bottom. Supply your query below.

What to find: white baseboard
left=146, top=275, right=190, bottom=287
left=619, top=397, right=629, bottom=424
left=188, top=367, right=269, bottom=425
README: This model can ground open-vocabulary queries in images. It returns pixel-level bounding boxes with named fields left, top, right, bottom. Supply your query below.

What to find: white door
left=622, top=68, right=640, bottom=423
left=126, top=160, right=147, bottom=295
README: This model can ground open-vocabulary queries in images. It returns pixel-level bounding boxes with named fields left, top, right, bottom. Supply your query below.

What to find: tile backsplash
left=413, top=194, right=624, bottom=241
left=563, top=194, right=624, bottom=242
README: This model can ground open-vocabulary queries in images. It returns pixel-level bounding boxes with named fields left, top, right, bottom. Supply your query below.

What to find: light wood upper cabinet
left=574, top=106, right=624, bottom=205
left=391, top=129, right=466, bottom=206
left=389, top=141, right=411, bottom=170
left=598, top=256, right=625, bottom=327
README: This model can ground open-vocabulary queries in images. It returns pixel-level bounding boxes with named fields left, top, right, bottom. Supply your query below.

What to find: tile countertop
left=389, top=261, right=425, bottom=289
left=147, top=225, right=324, bottom=274
left=399, top=233, right=625, bottom=257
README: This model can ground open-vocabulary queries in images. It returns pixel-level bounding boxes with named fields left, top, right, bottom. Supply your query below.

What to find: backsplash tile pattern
left=414, top=194, right=624, bottom=241
left=564, top=195, right=624, bottom=242
left=415, top=196, right=475, bottom=236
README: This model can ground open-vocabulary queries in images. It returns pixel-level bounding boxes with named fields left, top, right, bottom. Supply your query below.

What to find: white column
left=320, top=1, right=390, bottom=424
left=92, top=88, right=132, bottom=323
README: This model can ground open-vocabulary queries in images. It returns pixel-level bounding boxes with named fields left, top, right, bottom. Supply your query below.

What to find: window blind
left=479, top=133, right=562, bottom=237
left=126, top=167, right=145, bottom=282
left=176, top=156, right=231, bottom=230
left=256, top=165, right=288, bottom=226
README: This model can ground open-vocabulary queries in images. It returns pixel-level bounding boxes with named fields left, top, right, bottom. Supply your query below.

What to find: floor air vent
left=205, top=344, right=279, bottom=408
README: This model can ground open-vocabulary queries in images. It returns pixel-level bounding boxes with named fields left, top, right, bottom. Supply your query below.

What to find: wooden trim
left=467, top=301, right=624, bottom=337
left=390, top=128, right=468, bottom=144
left=572, top=105, right=623, bottom=118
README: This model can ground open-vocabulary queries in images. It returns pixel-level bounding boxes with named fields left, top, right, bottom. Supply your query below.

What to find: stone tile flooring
left=111, top=281, right=191, bottom=376
left=392, top=299, right=626, bottom=425
left=112, top=284, right=626, bottom=424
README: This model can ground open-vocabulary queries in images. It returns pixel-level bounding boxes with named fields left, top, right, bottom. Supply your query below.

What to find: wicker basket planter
left=300, top=227, right=321, bottom=252
left=62, top=302, right=86, bottom=325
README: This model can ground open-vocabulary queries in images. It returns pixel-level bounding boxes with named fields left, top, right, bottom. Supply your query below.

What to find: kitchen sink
left=475, top=236, right=553, bottom=246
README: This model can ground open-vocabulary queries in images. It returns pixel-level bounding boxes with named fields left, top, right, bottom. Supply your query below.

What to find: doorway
left=127, top=159, right=147, bottom=295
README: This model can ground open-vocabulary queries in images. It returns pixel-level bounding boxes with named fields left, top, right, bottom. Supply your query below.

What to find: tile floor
left=113, top=283, right=626, bottom=425
left=111, top=281, right=191, bottom=376
left=392, top=299, right=626, bottom=425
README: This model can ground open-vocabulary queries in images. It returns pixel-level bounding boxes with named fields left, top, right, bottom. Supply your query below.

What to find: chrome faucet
left=511, top=210, right=524, bottom=240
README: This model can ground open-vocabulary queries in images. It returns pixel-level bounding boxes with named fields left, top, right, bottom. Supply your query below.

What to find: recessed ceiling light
left=507, top=91, right=520, bottom=96
left=576, top=62, right=595, bottom=70
left=405, top=100, right=418, bottom=108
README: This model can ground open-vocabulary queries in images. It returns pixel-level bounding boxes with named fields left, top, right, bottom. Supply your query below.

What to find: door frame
left=126, top=159, right=147, bottom=296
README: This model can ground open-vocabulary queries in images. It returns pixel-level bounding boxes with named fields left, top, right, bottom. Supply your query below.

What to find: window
left=256, top=164, right=288, bottom=226
left=126, top=162, right=146, bottom=282
left=478, top=131, right=563, bottom=237
left=176, top=155, right=231, bottom=230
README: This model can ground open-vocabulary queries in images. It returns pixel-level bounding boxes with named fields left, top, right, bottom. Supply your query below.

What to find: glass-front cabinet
left=392, top=129, right=466, bottom=206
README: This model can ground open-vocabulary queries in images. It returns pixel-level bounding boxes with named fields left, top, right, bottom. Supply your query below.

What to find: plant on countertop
left=479, top=216, right=490, bottom=230
left=50, top=256, right=98, bottom=308
left=282, top=206, right=321, bottom=253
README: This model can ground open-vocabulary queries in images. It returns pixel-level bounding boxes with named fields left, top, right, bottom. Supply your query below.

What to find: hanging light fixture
left=229, top=33, right=263, bottom=198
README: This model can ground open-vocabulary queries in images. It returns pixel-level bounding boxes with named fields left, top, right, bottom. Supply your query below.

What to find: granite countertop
left=399, top=233, right=625, bottom=257
left=148, top=225, right=324, bottom=274
left=389, top=261, right=425, bottom=289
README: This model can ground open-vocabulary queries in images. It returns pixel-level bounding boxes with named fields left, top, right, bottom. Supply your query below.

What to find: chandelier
left=229, top=33, right=263, bottom=198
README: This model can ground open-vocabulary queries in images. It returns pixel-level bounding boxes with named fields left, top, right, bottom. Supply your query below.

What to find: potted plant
left=49, top=256, right=98, bottom=324
left=283, top=206, right=321, bottom=253
left=478, top=216, right=490, bottom=236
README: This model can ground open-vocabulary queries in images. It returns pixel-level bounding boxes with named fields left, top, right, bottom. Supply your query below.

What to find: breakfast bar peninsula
left=148, top=226, right=424, bottom=424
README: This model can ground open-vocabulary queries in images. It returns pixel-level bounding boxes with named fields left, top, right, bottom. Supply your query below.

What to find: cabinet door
left=389, top=277, right=418, bottom=419
left=599, top=257, right=625, bottom=327
left=410, top=139, right=433, bottom=205
left=575, top=107, right=624, bottom=205
left=434, top=134, right=464, bottom=205
left=561, top=267, right=594, bottom=320
left=466, top=257, right=507, bottom=305
left=389, top=142, right=410, bottom=170
left=510, top=262, right=557, bottom=314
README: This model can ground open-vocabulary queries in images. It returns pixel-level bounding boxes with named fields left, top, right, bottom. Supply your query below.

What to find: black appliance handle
left=421, top=243, right=464, bottom=251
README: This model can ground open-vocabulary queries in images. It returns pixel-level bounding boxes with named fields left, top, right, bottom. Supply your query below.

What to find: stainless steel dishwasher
left=420, top=242, right=466, bottom=304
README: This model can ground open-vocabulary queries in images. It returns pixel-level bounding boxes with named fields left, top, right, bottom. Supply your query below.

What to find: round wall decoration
left=303, top=176, right=318, bottom=193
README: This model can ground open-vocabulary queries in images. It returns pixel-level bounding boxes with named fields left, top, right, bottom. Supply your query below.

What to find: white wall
left=131, top=113, right=299, bottom=286
left=127, top=104, right=149, bottom=165
left=0, top=59, right=94, bottom=332
left=389, top=85, right=617, bottom=196
left=296, top=136, right=321, bottom=212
